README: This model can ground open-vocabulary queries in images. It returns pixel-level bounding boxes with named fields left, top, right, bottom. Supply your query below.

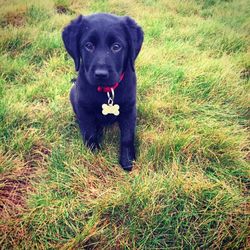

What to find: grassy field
left=0, top=0, right=249, bottom=249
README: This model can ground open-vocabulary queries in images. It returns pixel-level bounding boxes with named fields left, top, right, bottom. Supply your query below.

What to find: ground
left=0, top=0, right=249, bottom=249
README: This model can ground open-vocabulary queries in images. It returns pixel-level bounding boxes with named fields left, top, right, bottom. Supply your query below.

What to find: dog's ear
left=62, top=15, right=84, bottom=71
left=123, top=16, right=144, bottom=71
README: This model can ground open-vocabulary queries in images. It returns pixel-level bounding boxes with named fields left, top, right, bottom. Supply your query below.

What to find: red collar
left=97, top=72, right=125, bottom=92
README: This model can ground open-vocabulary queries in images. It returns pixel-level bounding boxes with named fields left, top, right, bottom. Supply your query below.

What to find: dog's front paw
left=119, top=146, right=136, bottom=171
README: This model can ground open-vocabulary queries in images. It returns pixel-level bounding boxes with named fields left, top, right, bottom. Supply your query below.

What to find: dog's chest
left=77, top=92, right=119, bottom=124
left=76, top=83, right=135, bottom=126
left=96, top=112, right=118, bottom=125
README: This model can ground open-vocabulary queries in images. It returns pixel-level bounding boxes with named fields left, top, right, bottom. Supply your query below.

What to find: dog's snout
left=94, top=69, right=109, bottom=79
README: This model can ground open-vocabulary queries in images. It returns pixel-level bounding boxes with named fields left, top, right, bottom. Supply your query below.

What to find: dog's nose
left=94, top=69, right=109, bottom=79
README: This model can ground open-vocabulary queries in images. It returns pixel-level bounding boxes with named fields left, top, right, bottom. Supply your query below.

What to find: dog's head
left=62, top=13, right=143, bottom=87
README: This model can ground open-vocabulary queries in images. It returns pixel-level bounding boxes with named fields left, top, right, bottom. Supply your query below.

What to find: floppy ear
left=62, top=15, right=84, bottom=71
left=123, top=16, right=144, bottom=71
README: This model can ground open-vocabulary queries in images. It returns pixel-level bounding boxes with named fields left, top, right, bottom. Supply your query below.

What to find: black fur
left=62, top=13, right=143, bottom=171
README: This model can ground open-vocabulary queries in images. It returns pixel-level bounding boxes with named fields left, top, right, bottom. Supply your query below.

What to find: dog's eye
left=111, top=43, right=122, bottom=53
left=85, top=42, right=95, bottom=52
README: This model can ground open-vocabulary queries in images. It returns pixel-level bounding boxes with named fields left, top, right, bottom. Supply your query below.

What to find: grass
left=0, top=0, right=249, bottom=249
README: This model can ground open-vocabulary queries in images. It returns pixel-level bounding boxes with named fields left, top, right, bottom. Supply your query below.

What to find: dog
left=62, top=13, right=143, bottom=171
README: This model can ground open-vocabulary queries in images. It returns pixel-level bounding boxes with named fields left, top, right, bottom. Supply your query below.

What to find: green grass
left=0, top=0, right=249, bottom=249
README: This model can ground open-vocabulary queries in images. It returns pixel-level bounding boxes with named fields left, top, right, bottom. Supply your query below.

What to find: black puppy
left=62, top=13, right=143, bottom=171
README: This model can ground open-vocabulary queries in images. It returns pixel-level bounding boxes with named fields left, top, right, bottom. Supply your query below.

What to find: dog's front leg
left=77, top=111, right=100, bottom=151
left=118, top=107, right=136, bottom=171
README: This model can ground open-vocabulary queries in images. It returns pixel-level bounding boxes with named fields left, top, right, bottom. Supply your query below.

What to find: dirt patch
left=240, top=67, right=250, bottom=80
left=1, top=11, right=26, bottom=27
left=0, top=168, right=32, bottom=215
left=0, top=144, right=50, bottom=216
left=55, top=5, right=75, bottom=15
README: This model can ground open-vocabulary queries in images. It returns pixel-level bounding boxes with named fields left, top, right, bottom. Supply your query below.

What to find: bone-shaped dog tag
left=102, top=103, right=120, bottom=116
